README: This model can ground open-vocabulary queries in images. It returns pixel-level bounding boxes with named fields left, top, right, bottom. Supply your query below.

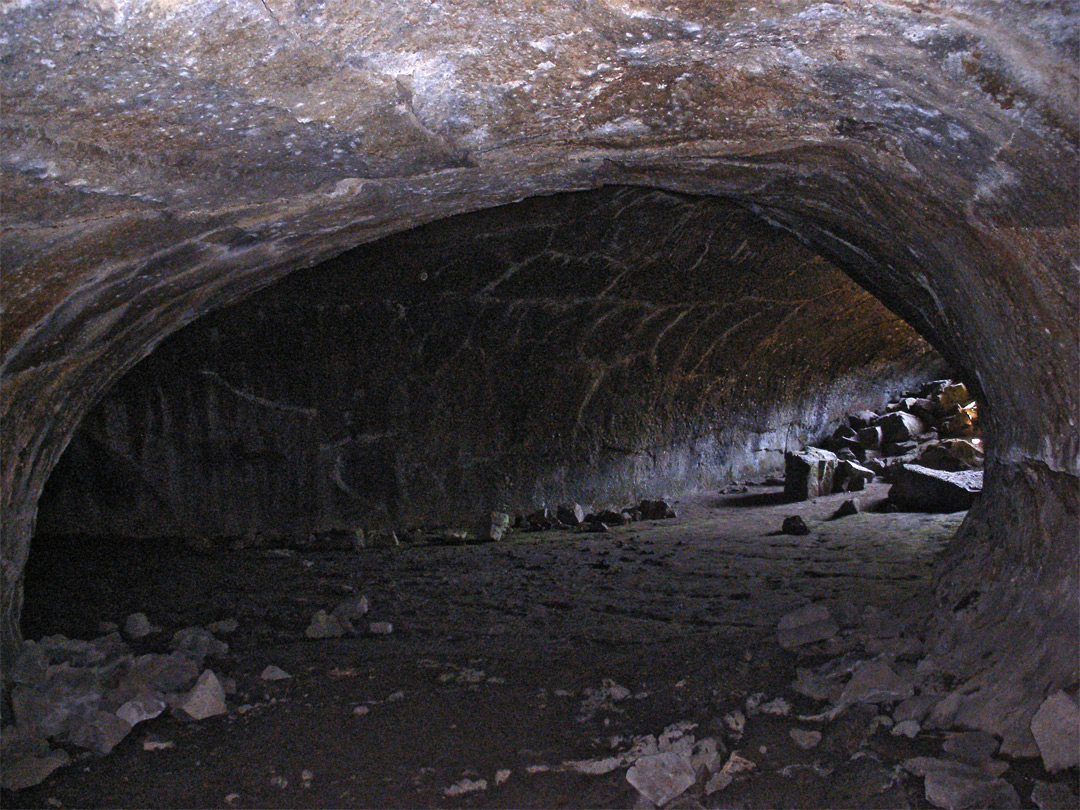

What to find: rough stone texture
left=626, top=751, right=697, bottom=806
left=1029, top=690, right=1080, bottom=773
left=32, top=191, right=937, bottom=539
left=891, top=465, right=984, bottom=512
left=784, top=448, right=839, bottom=502
left=0, top=0, right=1077, bottom=756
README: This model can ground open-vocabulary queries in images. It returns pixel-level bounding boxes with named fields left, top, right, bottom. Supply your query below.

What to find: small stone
left=893, top=695, right=939, bottom=724
left=626, top=751, right=696, bottom=807
left=942, top=731, right=999, bottom=764
left=142, top=735, right=174, bottom=751
left=97, top=620, right=120, bottom=634
left=723, top=709, right=746, bottom=739
left=832, top=499, right=860, bottom=518
left=0, top=749, right=71, bottom=790
left=353, top=705, right=369, bottom=716
left=776, top=602, right=839, bottom=649
left=174, top=670, right=227, bottom=721
left=495, top=769, right=512, bottom=785
left=838, top=657, right=914, bottom=706
left=1031, top=780, right=1079, bottom=810
left=123, top=613, right=157, bottom=640
left=924, top=772, right=1020, bottom=810
left=892, top=719, right=921, bottom=738
left=305, top=610, right=345, bottom=639
left=690, top=737, right=724, bottom=773
left=444, top=777, right=488, bottom=797
left=565, top=756, right=622, bottom=775
left=759, top=697, right=791, bottom=716
left=225, top=794, right=241, bottom=805
left=387, top=690, right=405, bottom=702
left=1030, top=690, right=1080, bottom=773
left=204, top=618, right=239, bottom=635
left=116, top=690, right=167, bottom=727
left=789, top=728, right=822, bottom=749
left=171, top=626, right=229, bottom=663
left=331, top=596, right=370, bottom=634
left=704, top=752, right=756, bottom=795
left=260, top=665, right=292, bottom=681
left=369, top=621, right=393, bottom=635
left=781, top=515, right=810, bottom=535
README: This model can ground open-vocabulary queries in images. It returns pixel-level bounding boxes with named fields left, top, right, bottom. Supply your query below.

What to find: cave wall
left=2, top=0, right=1077, bottom=754
left=37, top=189, right=943, bottom=537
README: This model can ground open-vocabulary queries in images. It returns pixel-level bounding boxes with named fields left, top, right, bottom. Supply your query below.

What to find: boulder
left=847, top=410, right=879, bottom=430
left=781, top=515, right=810, bottom=535
left=593, top=509, right=630, bottom=526
left=1031, top=780, right=1079, bottom=810
left=625, top=751, right=696, bottom=807
left=942, top=731, right=999, bottom=764
left=171, top=627, right=229, bottom=664
left=832, top=499, right=860, bottom=519
left=838, top=657, right=915, bottom=706
left=174, top=670, right=227, bottom=721
left=874, top=411, right=926, bottom=443
left=1030, top=691, right=1080, bottom=773
left=115, top=689, right=167, bottom=727
left=476, top=511, right=511, bottom=541
left=123, top=613, right=158, bottom=640
left=918, top=439, right=984, bottom=471
left=784, top=447, right=838, bottom=501
left=890, top=464, right=983, bottom=512
left=62, top=705, right=133, bottom=755
left=525, top=508, right=553, bottom=530
left=638, top=499, right=677, bottom=520
left=938, top=382, right=971, bottom=408
left=857, top=425, right=883, bottom=450
left=0, top=748, right=71, bottom=791
left=556, top=503, right=586, bottom=526
left=924, top=772, right=1019, bottom=810
left=331, top=596, right=370, bottom=634
left=833, top=460, right=874, bottom=492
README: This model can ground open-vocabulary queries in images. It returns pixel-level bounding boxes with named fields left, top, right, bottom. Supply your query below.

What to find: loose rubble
left=781, top=378, right=983, bottom=511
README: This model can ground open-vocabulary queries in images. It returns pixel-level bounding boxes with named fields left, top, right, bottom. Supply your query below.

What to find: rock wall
left=37, top=189, right=943, bottom=538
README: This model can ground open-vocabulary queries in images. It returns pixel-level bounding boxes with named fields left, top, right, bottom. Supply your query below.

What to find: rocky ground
left=7, top=484, right=1078, bottom=809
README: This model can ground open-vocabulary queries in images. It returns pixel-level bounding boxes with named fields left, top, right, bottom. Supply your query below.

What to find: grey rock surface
left=1030, top=691, right=1080, bottom=773
left=890, top=465, right=983, bottom=512
left=626, top=751, right=697, bottom=807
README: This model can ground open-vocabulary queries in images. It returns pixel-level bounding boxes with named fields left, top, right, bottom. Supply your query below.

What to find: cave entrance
left=13, top=186, right=1021, bottom=807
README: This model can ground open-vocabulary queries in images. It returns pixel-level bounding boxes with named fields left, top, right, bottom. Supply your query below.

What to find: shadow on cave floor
left=15, top=484, right=1066, bottom=809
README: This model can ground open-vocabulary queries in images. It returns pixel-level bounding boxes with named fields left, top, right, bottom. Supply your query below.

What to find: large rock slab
left=625, top=751, right=696, bottom=807
left=784, top=448, right=838, bottom=501
left=890, top=464, right=983, bottom=512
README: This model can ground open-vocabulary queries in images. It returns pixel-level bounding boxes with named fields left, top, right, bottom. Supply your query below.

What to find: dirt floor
left=8, top=484, right=1075, bottom=809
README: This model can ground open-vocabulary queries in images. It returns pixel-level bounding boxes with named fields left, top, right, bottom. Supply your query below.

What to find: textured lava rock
left=784, top=448, right=839, bottom=501
left=34, top=191, right=939, bottom=538
left=891, top=465, right=984, bottom=513
left=0, top=0, right=1076, bottom=760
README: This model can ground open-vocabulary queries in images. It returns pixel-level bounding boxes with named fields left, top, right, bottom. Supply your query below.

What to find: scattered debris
left=369, top=621, right=394, bottom=635
left=705, top=752, right=756, bottom=794
left=260, top=665, right=292, bottom=681
left=444, top=777, right=488, bottom=797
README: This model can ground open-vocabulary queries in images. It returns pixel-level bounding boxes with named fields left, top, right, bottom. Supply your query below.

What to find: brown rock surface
left=1, top=0, right=1076, bottom=768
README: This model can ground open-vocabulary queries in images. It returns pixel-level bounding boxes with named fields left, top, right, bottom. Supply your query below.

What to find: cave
left=1, top=0, right=1077, bottom=807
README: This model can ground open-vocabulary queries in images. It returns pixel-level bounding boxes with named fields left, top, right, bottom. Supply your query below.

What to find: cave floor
left=16, top=483, right=1042, bottom=810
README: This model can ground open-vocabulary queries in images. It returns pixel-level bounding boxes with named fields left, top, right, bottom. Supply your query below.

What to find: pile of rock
left=463, top=499, right=678, bottom=542
left=771, top=601, right=1079, bottom=810
left=2, top=617, right=235, bottom=790
left=784, top=379, right=985, bottom=511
